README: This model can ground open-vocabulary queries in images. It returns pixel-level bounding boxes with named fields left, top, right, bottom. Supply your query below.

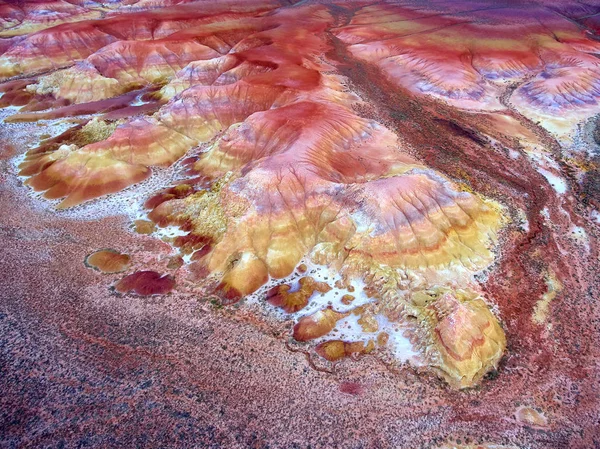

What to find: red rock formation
left=115, top=271, right=175, bottom=295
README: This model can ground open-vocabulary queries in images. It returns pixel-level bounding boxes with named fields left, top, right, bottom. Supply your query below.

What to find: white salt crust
left=245, top=259, right=418, bottom=363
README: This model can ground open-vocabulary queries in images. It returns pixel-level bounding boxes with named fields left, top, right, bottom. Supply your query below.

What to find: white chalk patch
left=246, top=259, right=417, bottom=363
left=537, top=167, right=567, bottom=194
left=528, top=153, right=568, bottom=195
left=154, top=225, right=189, bottom=239
left=508, top=149, right=520, bottom=160
left=569, top=225, right=590, bottom=252
left=541, top=207, right=550, bottom=219
left=130, top=92, right=152, bottom=106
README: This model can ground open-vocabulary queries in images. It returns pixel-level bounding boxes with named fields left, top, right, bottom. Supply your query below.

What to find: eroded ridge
left=2, top=0, right=599, bottom=400
left=335, top=2, right=600, bottom=130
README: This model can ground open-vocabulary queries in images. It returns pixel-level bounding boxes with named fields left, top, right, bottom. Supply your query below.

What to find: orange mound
left=266, top=277, right=333, bottom=314
left=315, top=340, right=376, bottom=362
left=293, top=308, right=349, bottom=342
left=134, top=220, right=156, bottom=235
left=85, top=249, right=131, bottom=274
